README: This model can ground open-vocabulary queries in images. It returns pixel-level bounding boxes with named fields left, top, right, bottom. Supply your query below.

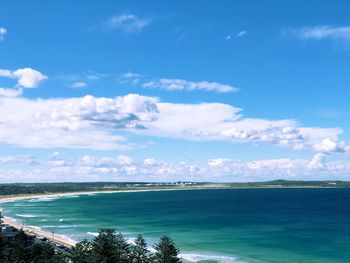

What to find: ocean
left=1, top=188, right=350, bottom=263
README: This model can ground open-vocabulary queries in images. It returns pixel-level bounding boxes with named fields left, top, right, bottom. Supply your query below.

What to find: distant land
left=1, top=180, right=350, bottom=197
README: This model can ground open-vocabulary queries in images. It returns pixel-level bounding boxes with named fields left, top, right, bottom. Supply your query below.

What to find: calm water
left=2, top=188, right=350, bottom=263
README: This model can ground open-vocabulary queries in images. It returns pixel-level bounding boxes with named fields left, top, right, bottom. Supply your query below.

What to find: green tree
left=114, top=233, right=131, bottom=262
left=0, top=233, right=6, bottom=263
left=29, top=242, right=67, bottom=263
left=91, top=228, right=130, bottom=263
left=131, top=235, right=150, bottom=263
left=153, top=236, right=181, bottom=263
left=8, top=229, right=31, bottom=262
left=71, top=239, right=93, bottom=263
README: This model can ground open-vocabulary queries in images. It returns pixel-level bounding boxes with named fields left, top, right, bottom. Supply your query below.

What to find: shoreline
left=0, top=187, right=196, bottom=204
left=0, top=185, right=345, bottom=204
left=2, top=216, right=77, bottom=247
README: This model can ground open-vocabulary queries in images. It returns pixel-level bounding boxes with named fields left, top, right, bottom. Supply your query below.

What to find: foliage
left=132, top=235, right=150, bottom=263
left=0, top=227, right=181, bottom=263
left=71, top=239, right=93, bottom=263
left=0, top=230, right=67, bottom=263
left=153, top=236, right=181, bottom=263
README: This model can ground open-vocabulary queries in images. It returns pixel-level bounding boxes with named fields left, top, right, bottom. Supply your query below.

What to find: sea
left=1, top=188, right=350, bottom=263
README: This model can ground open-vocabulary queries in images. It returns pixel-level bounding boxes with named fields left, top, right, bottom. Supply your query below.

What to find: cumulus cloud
left=2, top=153, right=350, bottom=182
left=0, top=93, right=347, bottom=152
left=143, top=78, right=238, bottom=93
left=0, top=87, right=23, bottom=97
left=103, top=13, right=151, bottom=33
left=0, top=67, right=47, bottom=97
left=0, top=27, right=6, bottom=41
left=0, top=94, right=158, bottom=149
left=12, top=68, right=48, bottom=88
left=285, top=25, right=350, bottom=42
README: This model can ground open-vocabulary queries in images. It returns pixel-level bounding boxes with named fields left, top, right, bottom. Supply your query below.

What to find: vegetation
left=0, top=228, right=181, bottom=263
left=0, top=229, right=68, bottom=263
left=0, top=182, right=193, bottom=196
left=0, top=180, right=349, bottom=197
left=153, top=236, right=181, bottom=263
left=71, top=229, right=181, bottom=263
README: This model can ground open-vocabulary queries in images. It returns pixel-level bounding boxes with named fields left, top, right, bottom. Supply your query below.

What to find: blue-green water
left=2, top=188, right=350, bottom=263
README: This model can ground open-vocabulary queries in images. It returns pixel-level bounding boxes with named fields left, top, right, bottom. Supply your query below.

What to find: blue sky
left=0, top=0, right=350, bottom=182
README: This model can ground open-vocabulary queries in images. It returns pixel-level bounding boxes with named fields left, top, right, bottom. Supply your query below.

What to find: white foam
left=180, top=253, right=246, bottom=263
left=87, top=232, right=99, bottom=237
left=28, top=225, right=41, bottom=230
left=15, top=213, right=37, bottom=218
left=29, top=197, right=59, bottom=202
left=59, top=218, right=64, bottom=222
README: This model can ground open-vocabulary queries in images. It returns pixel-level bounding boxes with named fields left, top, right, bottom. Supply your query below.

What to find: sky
left=1, top=0, right=350, bottom=182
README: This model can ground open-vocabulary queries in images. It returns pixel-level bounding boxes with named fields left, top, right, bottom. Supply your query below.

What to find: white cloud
left=286, top=25, right=350, bottom=42
left=308, top=153, right=326, bottom=169
left=0, top=94, right=158, bottom=149
left=72, top=81, right=87, bottom=89
left=0, top=67, right=47, bottom=97
left=0, top=27, right=6, bottom=41
left=118, top=72, right=238, bottom=93
left=117, top=72, right=142, bottom=84
left=143, top=78, right=238, bottom=93
left=0, top=155, right=38, bottom=165
left=0, top=69, right=12, bottom=77
left=104, top=13, right=151, bottom=33
left=237, top=31, right=247, bottom=37
left=0, top=93, right=347, bottom=153
left=12, top=68, right=48, bottom=88
left=2, top=153, right=350, bottom=182
left=0, top=87, right=23, bottom=97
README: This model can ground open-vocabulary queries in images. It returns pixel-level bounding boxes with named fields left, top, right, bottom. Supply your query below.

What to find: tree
left=91, top=228, right=130, bottom=263
left=8, top=229, right=31, bottom=262
left=28, top=242, right=66, bottom=263
left=114, top=233, right=131, bottom=262
left=71, top=239, right=93, bottom=263
left=0, top=233, right=6, bottom=263
left=131, top=235, right=150, bottom=263
left=153, top=236, right=181, bottom=263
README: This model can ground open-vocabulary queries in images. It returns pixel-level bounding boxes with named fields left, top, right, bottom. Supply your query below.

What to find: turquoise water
left=2, top=188, right=350, bottom=262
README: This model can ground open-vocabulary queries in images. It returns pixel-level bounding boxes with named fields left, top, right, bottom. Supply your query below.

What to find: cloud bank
left=0, top=94, right=347, bottom=155
left=1, top=152, right=350, bottom=182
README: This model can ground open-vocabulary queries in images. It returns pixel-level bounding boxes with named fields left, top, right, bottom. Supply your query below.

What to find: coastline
left=0, top=188, right=210, bottom=249
left=0, top=188, right=191, bottom=204
left=2, top=216, right=77, bottom=247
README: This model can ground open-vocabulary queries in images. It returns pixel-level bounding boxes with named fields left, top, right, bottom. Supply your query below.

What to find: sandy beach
left=0, top=190, right=133, bottom=248
left=0, top=188, right=187, bottom=204
left=2, top=216, right=77, bottom=247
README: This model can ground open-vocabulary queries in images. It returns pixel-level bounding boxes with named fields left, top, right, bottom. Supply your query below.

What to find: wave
left=87, top=232, right=99, bottom=237
left=14, top=204, right=34, bottom=207
left=28, top=197, right=59, bottom=202
left=28, top=225, right=41, bottom=230
left=15, top=213, right=37, bottom=218
left=180, top=253, right=246, bottom=263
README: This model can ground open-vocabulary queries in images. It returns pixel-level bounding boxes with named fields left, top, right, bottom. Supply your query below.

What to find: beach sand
left=2, top=216, right=77, bottom=247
